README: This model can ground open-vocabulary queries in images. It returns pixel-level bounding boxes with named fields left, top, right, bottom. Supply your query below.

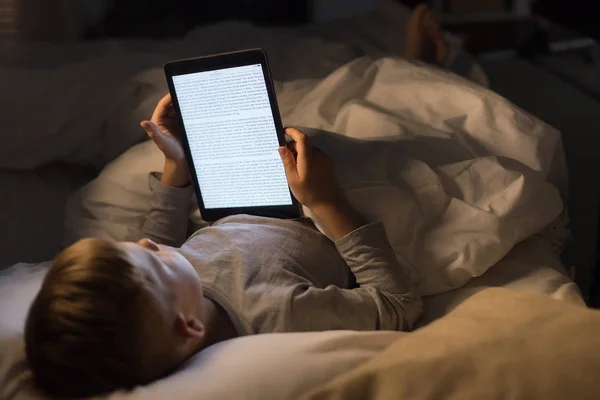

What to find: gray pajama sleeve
left=127, top=172, right=193, bottom=247
left=285, top=222, right=422, bottom=332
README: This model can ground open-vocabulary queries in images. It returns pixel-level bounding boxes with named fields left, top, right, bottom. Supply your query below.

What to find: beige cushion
left=303, top=288, right=599, bottom=400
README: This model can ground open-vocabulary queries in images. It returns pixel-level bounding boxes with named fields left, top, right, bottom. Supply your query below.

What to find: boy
left=24, top=94, right=421, bottom=398
left=24, top=4, right=459, bottom=396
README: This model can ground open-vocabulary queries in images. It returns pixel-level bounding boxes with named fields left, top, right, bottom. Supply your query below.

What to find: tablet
left=164, top=49, right=301, bottom=222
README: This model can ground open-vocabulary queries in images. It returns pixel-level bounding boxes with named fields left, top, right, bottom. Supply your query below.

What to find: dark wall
left=95, top=0, right=310, bottom=38
left=182, top=0, right=310, bottom=25
left=533, top=0, right=600, bottom=41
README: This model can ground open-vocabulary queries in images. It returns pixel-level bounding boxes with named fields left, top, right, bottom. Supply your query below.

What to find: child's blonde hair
left=25, top=238, right=178, bottom=398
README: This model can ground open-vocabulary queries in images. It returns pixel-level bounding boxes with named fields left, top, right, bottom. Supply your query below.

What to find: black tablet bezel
left=164, top=49, right=301, bottom=222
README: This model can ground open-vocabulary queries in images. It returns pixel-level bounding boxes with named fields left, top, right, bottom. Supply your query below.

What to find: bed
left=0, top=0, right=589, bottom=399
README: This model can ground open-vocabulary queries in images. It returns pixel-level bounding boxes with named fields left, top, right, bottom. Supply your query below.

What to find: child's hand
left=141, top=94, right=190, bottom=188
left=278, top=128, right=341, bottom=210
left=279, top=128, right=364, bottom=240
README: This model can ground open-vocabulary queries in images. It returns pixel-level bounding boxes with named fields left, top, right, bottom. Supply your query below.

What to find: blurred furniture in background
left=0, top=0, right=112, bottom=41
left=443, top=16, right=597, bottom=62
left=420, top=0, right=596, bottom=60
left=429, top=0, right=599, bottom=101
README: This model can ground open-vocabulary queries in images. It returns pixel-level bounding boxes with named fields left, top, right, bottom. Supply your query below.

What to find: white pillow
left=0, top=263, right=400, bottom=399
left=0, top=56, right=169, bottom=171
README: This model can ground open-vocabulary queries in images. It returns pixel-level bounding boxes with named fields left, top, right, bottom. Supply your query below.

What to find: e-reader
left=164, top=49, right=301, bottom=222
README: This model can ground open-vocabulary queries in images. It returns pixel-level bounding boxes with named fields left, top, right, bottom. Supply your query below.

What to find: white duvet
left=66, top=57, right=567, bottom=296
left=282, top=57, right=568, bottom=295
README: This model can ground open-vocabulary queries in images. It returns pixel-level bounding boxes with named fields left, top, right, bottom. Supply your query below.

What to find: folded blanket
left=303, top=288, right=597, bottom=400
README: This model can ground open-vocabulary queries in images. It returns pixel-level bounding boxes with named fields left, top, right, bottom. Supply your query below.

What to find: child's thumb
left=141, top=121, right=159, bottom=137
left=141, top=121, right=166, bottom=146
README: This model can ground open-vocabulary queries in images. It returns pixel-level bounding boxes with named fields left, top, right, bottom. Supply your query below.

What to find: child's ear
left=174, top=313, right=205, bottom=339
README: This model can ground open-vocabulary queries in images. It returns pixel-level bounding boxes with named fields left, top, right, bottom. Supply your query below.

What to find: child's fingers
left=286, top=141, right=297, bottom=155
left=279, top=146, right=298, bottom=183
left=141, top=121, right=160, bottom=138
left=285, top=128, right=310, bottom=178
left=151, top=94, right=173, bottom=122
left=167, top=104, right=176, bottom=118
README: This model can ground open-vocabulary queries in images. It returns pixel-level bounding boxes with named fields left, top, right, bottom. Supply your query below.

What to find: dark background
left=90, top=0, right=600, bottom=41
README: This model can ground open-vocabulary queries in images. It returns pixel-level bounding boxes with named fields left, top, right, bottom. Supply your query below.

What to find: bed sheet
left=418, top=236, right=584, bottom=327
left=481, top=59, right=600, bottom=301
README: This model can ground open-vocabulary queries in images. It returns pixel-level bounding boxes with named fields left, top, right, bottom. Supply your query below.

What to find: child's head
left=25, top=238, right=207, bottom=398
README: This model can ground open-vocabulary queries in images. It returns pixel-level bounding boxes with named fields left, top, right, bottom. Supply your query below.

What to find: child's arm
left=141, top=94, right=190, bottom=189
left=279, top=128, right=422, bottom=330
left=282, top=221, right=422, bottom=332
left=134, top=172, right=192, bottom=247
left=130, top=94, right=193, bottom=247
